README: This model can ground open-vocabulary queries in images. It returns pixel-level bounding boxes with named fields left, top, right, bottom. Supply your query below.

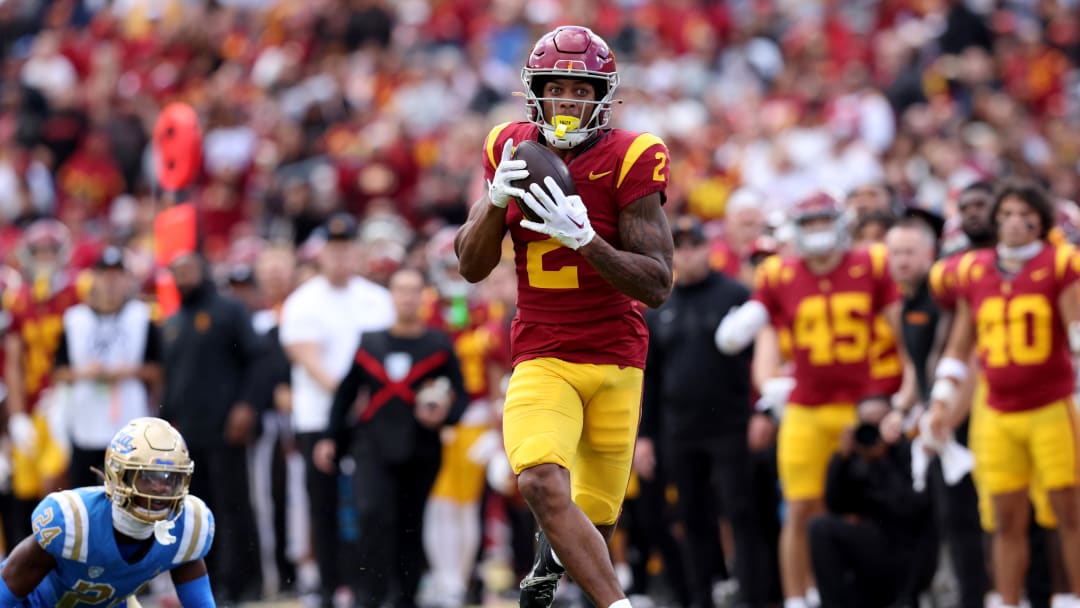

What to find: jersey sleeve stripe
left=957, top=252, right=977, bottom=288
left=485, top=122, right=512, bottom=172
left=173, top=497, right=197, bottom=564
left=55, top=493, right=76, bottom=560
left=1055, top=244, right=1075, bottom=280
left=616, top=133, right=664, bottom=189
left=180, top=498, right=206, bottom=564
left=58, top=491, right=87, bottom=562
left=928, top=261, right=946, bottom=297
left=189, top=499, right=211, bottom=560
left=869, top=244, right=887, bottom=278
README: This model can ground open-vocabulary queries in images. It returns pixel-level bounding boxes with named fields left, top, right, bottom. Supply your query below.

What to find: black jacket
left=326, top=328, right=467, bottom=463
left=160, top=284, right=263, bottom=449
left=642, top=272, right=752, bottom=441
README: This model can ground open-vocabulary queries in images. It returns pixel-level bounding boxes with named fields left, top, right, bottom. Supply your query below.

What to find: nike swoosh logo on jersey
left=588, top=170, right=613, bottom=180
left=1031, top=268, right=1049, bottom=281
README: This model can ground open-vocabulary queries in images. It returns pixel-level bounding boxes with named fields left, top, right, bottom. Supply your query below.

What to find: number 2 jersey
left=7, top=487, right=214, bottom=608
left=483, top=122, right=670, bottom=369
left=951, top=244, right=1080, bottom=412
left=752, top=246, right=899, bottom=406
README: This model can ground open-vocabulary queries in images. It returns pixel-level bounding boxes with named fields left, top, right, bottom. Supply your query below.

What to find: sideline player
left=0, top=417, right=215, bottom=607
left=717, top=192, right=902, bottom=608
left=454, top=25, right=673, bottom=608
left=929, top=180, right=1080, bottom=608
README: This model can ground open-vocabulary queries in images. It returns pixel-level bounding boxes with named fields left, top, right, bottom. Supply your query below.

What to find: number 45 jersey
left=752, top=246, right=899, bottom=406
left=954, top=244, right=1080, bottom=412
left=11, top=487, right=214, bottom=608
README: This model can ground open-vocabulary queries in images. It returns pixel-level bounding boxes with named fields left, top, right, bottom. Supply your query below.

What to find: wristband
left=934, top=357, right=968, bottom=382
left=930, top=378, right=958, bottom=403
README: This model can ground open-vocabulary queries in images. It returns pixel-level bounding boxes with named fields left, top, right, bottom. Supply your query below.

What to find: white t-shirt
left=279, top=275, right=394, bottom=432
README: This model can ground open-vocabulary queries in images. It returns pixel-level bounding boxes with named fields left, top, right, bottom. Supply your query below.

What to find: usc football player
left=716, top=192, right=902, bottom=608
left=929, top=180, right=1080, bottom=608
left=454, top=25, right=673, bottom=608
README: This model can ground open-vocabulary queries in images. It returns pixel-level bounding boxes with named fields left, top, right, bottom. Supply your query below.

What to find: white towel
left=911, top=413, right=975, bottom=492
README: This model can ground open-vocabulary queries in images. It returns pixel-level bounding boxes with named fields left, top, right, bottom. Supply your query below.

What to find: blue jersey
left=8, top=487, right=214, bottom=608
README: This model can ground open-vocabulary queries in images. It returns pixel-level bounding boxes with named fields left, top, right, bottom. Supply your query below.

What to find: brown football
left=510, top=140, right=577, bottom=223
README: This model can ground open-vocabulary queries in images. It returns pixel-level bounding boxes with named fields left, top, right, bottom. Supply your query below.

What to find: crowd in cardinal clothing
left=5, top=1, right=1080, bottom=607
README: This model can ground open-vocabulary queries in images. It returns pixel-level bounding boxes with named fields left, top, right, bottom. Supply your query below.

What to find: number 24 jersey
left=6, top=487, right=214, bottom=608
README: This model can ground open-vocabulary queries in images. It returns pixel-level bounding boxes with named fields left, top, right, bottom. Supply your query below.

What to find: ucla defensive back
left=0, top=417, right=216, bottom=607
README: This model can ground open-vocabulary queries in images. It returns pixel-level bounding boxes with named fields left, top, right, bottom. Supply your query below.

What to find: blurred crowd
left=3, top=0, right=1080, bottom=607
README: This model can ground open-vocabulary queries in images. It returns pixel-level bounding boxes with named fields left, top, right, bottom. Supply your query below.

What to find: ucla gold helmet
left=104, top=417, right=194, bottom=523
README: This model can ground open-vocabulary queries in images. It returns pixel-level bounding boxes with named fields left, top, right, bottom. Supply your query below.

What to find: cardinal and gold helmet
left=104, top=417, right=194, bottom=523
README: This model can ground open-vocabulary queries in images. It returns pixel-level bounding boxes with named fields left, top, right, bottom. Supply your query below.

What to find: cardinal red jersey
left=954, top=244, right=1080, bottom=412
left=868, top=314, right=902, bottom=396
left=423, top=296, right=511, bottom=401
left=6, top=277, right=82, bottom=408
left=928, top=252, right=968, bottom=312
left=483, top=122, right=670, bottom=368
left=709, top=240, right=742, bottom=278
left=752, top=246, right=899, bottom=406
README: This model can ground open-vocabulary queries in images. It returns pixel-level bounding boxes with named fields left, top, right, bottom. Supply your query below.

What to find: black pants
left=623, top=460, right=689, bottom=605
left=351, top=436, right=441, bottom=608
left=930, top=466, right=987, bottom=608
left=0, top=493, right=34, bottom=553
left=666, top=435, right=770, bottom=608
left=809, top=515, right=901, bottom=608
left=295, top=432, right=342, bottom=605
left=188, top=444, right=261, bottom=602
left=68, top=447, right=106, bottom=490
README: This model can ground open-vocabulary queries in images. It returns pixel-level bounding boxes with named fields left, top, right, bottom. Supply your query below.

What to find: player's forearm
left=579, top=236, right=672, bottom=308
left=455, top=198, right=508, bottom=283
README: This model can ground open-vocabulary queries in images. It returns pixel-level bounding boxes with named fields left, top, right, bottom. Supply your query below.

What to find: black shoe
left=519, top=531, right=566, bottom=608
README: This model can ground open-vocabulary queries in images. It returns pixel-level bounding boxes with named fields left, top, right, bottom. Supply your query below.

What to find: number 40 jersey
left=752, top=245, right=899, bottom=406
left=953, top=244, right=1080, bottom=412
left=7, top=487, right=214, bottom=608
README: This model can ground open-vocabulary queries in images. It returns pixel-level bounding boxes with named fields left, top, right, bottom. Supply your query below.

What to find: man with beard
left=159, top=251, right=264, bottom=604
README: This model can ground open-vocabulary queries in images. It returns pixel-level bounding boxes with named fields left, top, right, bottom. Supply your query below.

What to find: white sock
left=805, top=587, right=820, bottom=607
left=784, top=598, right=808, bottom=608
left=607, top=600, right=632, bottom=608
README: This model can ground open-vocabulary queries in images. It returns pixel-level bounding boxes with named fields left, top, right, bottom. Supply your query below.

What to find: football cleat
left=519, top=531, right=565, bottom=608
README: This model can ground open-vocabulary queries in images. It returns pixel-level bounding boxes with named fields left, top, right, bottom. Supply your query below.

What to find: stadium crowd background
left=2, top=0, right=1080, bottom=606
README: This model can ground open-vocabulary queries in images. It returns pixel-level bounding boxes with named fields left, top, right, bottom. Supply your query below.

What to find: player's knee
left=1049, top=487, right=1080, bottom=531
left=784, top=499, right=822, bottom=528
left=517, top=463, right=571, bottom=515
left=993, top=493, right=1030, bottom=536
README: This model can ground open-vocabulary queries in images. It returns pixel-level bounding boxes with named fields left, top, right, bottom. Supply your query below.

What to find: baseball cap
left=94, top=246, right=126, bottom=271
left=323, top=213, right=358, bottom=242
left=902, top=205, right=945, bottom=242
left=671, top=216, right=706, bottom=247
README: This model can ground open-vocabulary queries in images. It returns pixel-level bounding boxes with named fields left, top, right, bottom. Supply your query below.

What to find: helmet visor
left=131, top=469, right=189, bottom=499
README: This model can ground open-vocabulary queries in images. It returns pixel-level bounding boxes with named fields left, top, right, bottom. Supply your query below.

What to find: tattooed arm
left=578, top=193, right=674, bottom=308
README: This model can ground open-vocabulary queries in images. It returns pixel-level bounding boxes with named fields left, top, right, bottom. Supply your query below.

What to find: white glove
left=519, top=177, right=596, bottom=250
left=8, top=412, right=36, bottom=452
left=487, top=139, right=529, bottom=209
left=715, top=300, right=770, bottom=354
left=757, top=377, right=795, bottom=420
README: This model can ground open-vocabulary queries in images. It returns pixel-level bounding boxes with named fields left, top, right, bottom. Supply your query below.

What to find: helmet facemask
left=794, top=213, right=848, bottom=257
left=521, top=71, right=619, bottom=149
